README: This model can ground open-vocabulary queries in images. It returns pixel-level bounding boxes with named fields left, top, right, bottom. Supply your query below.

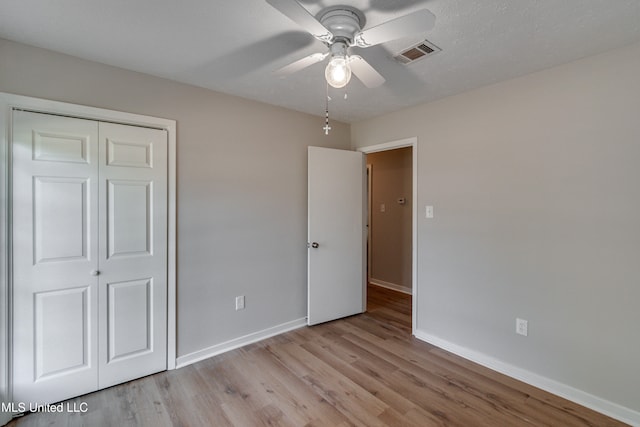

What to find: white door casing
left=11, top=111, right=167, bottom=405
left=307, top=146, right=366, bottom=326
left=357, top=138, right=418, bottom=334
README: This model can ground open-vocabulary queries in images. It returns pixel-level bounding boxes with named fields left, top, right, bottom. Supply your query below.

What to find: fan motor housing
left=318, top=6, right=365, bottom=43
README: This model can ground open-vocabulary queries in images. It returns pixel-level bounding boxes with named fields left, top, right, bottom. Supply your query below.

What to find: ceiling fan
left=266, top=0, right=436, bottom=89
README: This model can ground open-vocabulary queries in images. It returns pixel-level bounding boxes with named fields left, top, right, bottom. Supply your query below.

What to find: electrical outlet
left=425, top=205, right=434, bottom=218
left=516, top=318, right=528, bottom=336
left=235, top=295, right=245, bottom=311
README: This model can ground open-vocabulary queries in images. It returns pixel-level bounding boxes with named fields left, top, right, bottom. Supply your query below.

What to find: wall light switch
left=380, top=204, right=386, bottom=213
left=425, top=205, right=434, bottom=219
left=236, top=295, right=245, bottom=311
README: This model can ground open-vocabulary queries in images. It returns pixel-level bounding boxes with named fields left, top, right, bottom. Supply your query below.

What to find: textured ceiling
left=1, top=0, right=640, bottom=123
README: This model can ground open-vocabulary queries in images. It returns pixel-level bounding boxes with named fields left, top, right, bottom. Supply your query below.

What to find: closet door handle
left=90, top=270, right=100, bottom=276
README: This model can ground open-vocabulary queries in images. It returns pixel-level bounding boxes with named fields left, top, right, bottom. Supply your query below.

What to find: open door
left=307, top=146, right=366, bottom=325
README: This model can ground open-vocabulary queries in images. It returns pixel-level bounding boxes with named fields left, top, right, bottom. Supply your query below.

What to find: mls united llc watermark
left=2, top=401, right=88, bottom=414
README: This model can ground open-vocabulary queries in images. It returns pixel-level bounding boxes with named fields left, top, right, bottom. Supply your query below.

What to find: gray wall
left=352, top=42, right=640, bottom=413
left=367, top=148, right=412, bottom=291
left=0, top=38, right=350, bottom=358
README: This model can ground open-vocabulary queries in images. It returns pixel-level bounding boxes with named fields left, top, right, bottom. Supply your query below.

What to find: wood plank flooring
left=9, top=284, right=626, bottom=426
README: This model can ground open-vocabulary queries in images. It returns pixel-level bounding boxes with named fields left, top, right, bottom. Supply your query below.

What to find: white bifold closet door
left=12, top=111, right=167, bottom=405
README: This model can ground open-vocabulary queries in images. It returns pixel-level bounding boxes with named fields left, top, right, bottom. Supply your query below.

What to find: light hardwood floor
left=9, top=284, right=626, bottom=426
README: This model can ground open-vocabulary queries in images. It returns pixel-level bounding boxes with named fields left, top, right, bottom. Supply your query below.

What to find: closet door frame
left=0, top=93, right=177, bottom=418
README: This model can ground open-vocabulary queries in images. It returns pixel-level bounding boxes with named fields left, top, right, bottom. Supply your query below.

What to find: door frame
left=357, top=137, right=417, bottom=335
left=366, top=164, right=372, bottom=283
left=0, top=93, right=178, bottom=417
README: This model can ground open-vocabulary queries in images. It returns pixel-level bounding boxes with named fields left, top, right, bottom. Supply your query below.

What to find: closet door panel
left=97, top=122, right=167, bottom=388
left=12, top=111, right=99, bottom=405
left=106, top=278, right=153, bottom=362
left=107, top=179, right=152, bottom=257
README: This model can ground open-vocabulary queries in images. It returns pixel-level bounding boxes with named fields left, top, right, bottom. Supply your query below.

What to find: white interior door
left=307, top=146, right=366, bottom=325
left=97, top=122, right=167, bottom=389
left=12, top=111, right=100, bottom=404
left=12, top=111, right=168, bottom=405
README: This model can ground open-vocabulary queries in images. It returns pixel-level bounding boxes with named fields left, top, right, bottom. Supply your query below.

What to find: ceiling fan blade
left=349, top=55, right=385, bottom=88
left=275, top=52, right=329, bottom=76
left=266, top=0, right=334, bottom=43
left=354, top=9, right=435, bottom=48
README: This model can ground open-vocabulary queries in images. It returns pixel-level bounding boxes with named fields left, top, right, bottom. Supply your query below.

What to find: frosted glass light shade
left=325, top=56, right=351, bottom=88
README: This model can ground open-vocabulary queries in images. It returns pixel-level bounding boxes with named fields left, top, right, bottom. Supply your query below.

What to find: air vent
left=394, top=40, right=441, bottom=64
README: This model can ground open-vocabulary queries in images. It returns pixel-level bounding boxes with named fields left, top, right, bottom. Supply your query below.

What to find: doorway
left=359, top=138, right=417, bottom=334
left=367, top=147, right=413, bottom=291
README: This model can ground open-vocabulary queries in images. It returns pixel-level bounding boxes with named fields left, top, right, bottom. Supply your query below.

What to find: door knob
left=90, top=270, right=100, bottom=276
left=311, top=242, right=319, bottom=249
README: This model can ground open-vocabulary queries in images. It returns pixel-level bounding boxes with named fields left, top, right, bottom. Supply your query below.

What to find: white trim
left=369, top=279, right=412, bottom=295
left=175, top=318, right=307, bottom=369
left=415, top=330, right=640, bottom=427
left=366, top=164, right=372, bottom=285
left=165, top=119, right=177, bottom=370
left=0, top=97, right=10, bottom=426
left=0, top=93, right=178, bottom=412
left=358, top=138, right=417, bottom=154
left=358, top=137, right=418, bottom=335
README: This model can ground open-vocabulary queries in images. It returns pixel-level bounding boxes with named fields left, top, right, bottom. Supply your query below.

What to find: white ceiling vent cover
left=394, top=40, right=441, bottom=64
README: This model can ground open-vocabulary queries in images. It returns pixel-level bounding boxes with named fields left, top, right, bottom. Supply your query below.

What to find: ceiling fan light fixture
left=325, top=55, right=351, bottom=88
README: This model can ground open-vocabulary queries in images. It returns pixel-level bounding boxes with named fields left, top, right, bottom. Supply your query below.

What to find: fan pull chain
left=323, top=83, right=332, bottom=135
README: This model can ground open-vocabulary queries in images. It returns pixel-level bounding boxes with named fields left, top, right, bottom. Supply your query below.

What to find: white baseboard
left=414, top=330, right=640, bottom=427
left=176, top=318, right=307, bottom=369
left=369, top=278, right=412, bottom=295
